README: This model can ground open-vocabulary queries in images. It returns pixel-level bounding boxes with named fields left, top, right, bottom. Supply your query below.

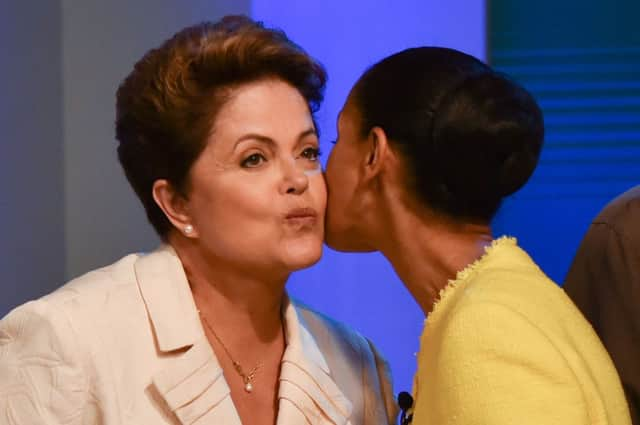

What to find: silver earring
left=184, top=224, right=194, bottom=235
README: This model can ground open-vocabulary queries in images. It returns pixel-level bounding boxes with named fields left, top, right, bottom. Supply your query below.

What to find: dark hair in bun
left=350, top=47, right=544, bottom=222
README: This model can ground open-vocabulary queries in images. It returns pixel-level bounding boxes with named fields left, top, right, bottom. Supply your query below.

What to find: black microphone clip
left=397, top=391, right=413, bottom=425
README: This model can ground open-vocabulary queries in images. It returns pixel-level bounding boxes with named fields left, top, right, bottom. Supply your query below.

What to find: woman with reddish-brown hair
left=0, top=16, right=396, bottom=425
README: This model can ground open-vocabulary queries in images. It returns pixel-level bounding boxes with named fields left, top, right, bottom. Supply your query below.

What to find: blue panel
left=491, top=0, right=640, bottom=283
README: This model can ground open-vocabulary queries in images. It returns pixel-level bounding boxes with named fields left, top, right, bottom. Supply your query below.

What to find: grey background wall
left=1, top=1, right=65, bottom=314
left=1, top=0, right=250, bottom=315
left=62, top=0, right=250, bottom=280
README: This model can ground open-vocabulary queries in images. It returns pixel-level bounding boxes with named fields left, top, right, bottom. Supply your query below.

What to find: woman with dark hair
left=0, top=17, right=396, bottom=424
left=325, top=47, right=631, bottom=424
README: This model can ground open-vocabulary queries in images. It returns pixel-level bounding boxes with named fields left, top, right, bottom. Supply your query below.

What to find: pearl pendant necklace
left=199, top=311, right=262, bottom=393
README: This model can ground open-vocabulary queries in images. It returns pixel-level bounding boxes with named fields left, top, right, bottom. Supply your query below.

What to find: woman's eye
left=241, top=153, right=266, bottom=168
left=300, top=147, right=322, bottom=161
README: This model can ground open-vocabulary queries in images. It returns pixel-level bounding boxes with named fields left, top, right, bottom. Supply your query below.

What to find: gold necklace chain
left=199, top=311, right=262, bottom=393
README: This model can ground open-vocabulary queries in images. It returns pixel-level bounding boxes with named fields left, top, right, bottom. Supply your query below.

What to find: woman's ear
left=152, top=180, right=198, bottom=238
left=363, top=126, right=391, bottom=181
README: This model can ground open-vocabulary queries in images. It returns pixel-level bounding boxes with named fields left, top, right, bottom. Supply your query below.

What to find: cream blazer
left=0, top=246, right=397, bottom=424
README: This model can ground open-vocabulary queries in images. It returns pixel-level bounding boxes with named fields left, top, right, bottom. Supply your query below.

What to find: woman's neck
left=377, top=203, right=493, bottom=317
left=168, top=235, right=287, bottom=422
left=169, top=234, right=287, bottom=343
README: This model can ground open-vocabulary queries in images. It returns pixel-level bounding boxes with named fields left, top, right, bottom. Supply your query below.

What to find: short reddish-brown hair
left=115, top=16, right=326, bottom=238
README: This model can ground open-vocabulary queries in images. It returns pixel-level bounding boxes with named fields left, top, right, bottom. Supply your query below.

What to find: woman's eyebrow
left=298, top=128, right=318, bottom=140
left=233, top=128, right=317, bottom=152
left=233, top=134, right=276, bottom=151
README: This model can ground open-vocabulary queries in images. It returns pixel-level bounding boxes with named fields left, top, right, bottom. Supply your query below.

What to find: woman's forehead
left=211, top=80, right=314, bottom=140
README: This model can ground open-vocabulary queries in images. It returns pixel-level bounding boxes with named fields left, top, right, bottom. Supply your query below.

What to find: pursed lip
left=285, top=207, right=318, bottom=223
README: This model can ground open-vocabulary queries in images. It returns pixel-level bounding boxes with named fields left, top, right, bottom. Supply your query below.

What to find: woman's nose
left=280, top=158, right=309, bottom=195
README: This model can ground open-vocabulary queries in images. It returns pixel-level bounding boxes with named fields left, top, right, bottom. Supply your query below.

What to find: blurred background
left=2, top=0, right=639, bottom=396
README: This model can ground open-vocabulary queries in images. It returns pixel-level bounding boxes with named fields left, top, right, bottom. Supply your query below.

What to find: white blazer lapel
left=277, top=299, right=353, bottom=425
left=152, top=341, right=242, bottom=425
left=136, top=246, right=242, bottom=425
left=135, top=245, right=201, bottom=352
left=135, top=248, right=354, bottom=424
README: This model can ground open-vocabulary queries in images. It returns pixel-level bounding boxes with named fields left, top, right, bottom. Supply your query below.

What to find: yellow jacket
left=411, top=237, right=631, bottom=425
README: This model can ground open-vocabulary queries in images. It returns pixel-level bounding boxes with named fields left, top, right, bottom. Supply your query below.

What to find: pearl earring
left=184, top=224, right=194, bottom=235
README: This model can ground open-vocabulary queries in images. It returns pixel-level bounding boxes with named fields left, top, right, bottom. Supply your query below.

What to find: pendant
left=245, top=382, right=253, bottom=393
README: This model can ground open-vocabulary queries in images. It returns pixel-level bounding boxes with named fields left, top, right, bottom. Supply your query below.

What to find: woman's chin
left=281, top=240, right=324, bottom=271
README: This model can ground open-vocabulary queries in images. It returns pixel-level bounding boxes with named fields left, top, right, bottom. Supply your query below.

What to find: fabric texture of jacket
left=0, top=245, right=397, bottom=424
